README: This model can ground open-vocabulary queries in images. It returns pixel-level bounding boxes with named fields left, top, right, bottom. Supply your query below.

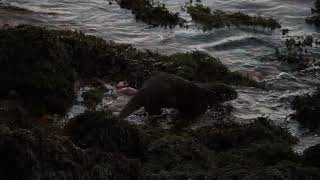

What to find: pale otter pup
left=118, top=72, right=237, bottom=119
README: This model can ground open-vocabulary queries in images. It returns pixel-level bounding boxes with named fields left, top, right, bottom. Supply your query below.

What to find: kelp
left=187, top=4, right=281, bottom=31
left=111, top=0, right=185, bottom=27
left=274, top=34, right=319, bottom=70
left=65, top=111, right=147, bottom=158
left=292, top=88, right=320, bottom=131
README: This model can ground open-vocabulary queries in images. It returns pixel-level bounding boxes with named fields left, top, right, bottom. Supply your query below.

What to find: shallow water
left=1, top=0, right=320, bottom=152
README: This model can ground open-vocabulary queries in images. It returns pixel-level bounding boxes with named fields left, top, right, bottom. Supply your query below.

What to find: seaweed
left=163, top=51, right=260, bottom=87
left=65, top=111, right=147, bottom=158
left=274, top=34, right=319, bottom=70
left=187, top=4, right=281, bottom=31
left=292, top=88, right=320, bottom=131
left=0, top=128, right=142, bottom=180
left=306, top=0, right=320, bottom=26
left=111, top=0, right=185, bottom=28
left=1, top=109, right=320, bottom=179
left=0, top=25, right=76, bottom=115
left=143, top=135, right=214, bottom=179
left=82, top=88, right=105, bottom=109
left=193, top=117, right=297, bottom=152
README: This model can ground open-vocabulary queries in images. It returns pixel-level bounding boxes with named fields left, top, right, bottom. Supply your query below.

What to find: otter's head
left=199, top=82, right=238, bottom=106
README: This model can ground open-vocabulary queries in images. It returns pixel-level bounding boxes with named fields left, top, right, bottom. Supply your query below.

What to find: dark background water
left=1, top=0, right=320, bottom=152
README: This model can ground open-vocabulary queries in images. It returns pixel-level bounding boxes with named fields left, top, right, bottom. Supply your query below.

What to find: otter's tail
left=118, top=90, right=144, bottom=119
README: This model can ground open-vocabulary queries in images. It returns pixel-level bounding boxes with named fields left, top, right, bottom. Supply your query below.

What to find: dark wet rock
left=84, top=148, right=142, bottom=180
left=192, top=118, right=320, bottom=180
left=212, top=159, right=320, bottom=180
left=0, top=129, right=82, bottom=180
left=0, top=107, right=34, bottom=130
left=215, top=143, right=299, bottom=168
left=143, top=135, right=214, bottom=179
left=113, top=0, right=185, bottom=28
left=193, top=117, right=297, bottom=151
left=0, top=128, right=142, bottom=180
left=139, top=117, right=318, bottom=180
left=65, top=111, right=147, bottom=158
left=292, top=88, right=320, bottom=131
left=0, top=93, right=35, bottom=129
left=187, top=4, right=281, bottom=31
left=0, top=25, right=76, bottom=115
left=0, top=130, right=40, bottom=180
left=187, top=117, right=318, bottom=180
left=2, top=108, right=320, bottom=179
left=302, top=143, right=320, bottom=167
left=0, top=124, right=10, bottom=134
left=306, top=0, right=320, bottom=26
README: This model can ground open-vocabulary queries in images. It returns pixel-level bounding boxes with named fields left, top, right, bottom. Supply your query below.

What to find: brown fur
left=118, top=72, right=237, bottom=119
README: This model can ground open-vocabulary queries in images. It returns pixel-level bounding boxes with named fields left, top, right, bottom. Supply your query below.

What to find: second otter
left=118, top=72, right=237, bottom=119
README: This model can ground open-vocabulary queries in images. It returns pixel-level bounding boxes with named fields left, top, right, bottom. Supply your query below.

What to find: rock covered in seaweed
left=143, top=135, right=214, bottom=179
left=65, top=111, right=147, bottom=158
left=272, top=34, right=319, bottom=70
left=292, top=88, right=320, bottom=131
left=0, top=100, right=34, bottom=129
left=192, top=117, right=297, bottom=151
left=0, top=25, right=77, bottom=115
left=113, top=0, right=185, bottom=27
left=0, top=25, right=259, bottom=116
left=1, top=109, right=320, bottom=179
left=0, top=127, right=142, bottom=180
left=139, top=117, right=320, bottom=180
left=163, top=51, right=260, bottom=87
left=0, top=129, right=39, bottom=180
left=190, top=117, right=320, bottom=180
left=82, top=87, right=105, bottom=109
left=187, top=4, right=281, bottom=31
left=306, top=0, right=320, bottom=26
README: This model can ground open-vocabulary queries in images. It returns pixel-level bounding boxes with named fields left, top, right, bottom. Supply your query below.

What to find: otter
left=118, top=72, right=237, bottom=119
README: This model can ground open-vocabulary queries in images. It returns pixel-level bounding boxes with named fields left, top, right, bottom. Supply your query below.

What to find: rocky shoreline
left=0, top=25, right=320, bottom=179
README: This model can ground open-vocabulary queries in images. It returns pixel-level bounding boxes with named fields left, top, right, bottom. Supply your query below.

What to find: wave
left=203, top=36, right=273, bottom=51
